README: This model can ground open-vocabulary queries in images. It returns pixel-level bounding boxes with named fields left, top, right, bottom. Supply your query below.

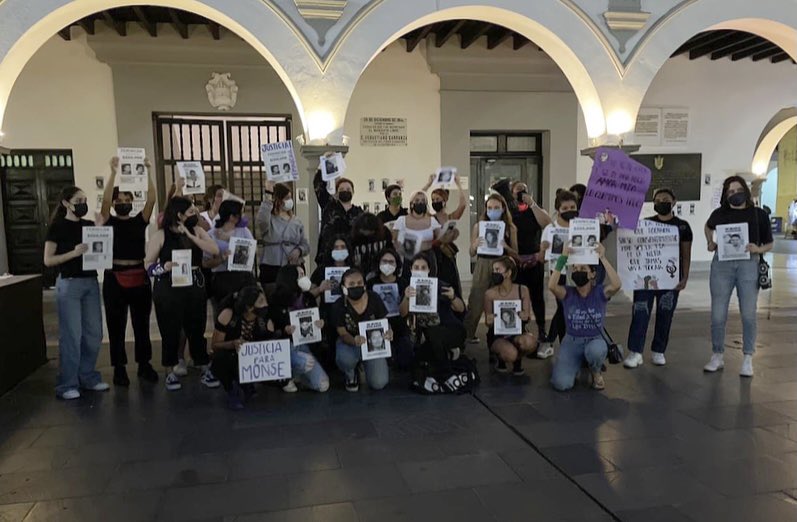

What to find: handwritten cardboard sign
left=238, top=339, right=292, bottom=383
left=617, top=220, right=680, bottom=295
left=580, top=148, right=651, bottom=229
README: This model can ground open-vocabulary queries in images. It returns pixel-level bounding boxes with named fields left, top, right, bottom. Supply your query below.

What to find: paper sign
left=478, top=221, right=505, bottom=256
left=373, top=283, right=400, bottom=317
left=228, top=237, right=256, bottom=272
left=290, top=308, right=322, bottom=346
left=617, top=220, right=680, bottom=294
left=261, top=141, right=299, bottom=183
left=324, top=266, right=348, bottom=303
left=409, top=276, right=438, bottom=313
left=82, top=226, right=113, bottom=270
left=320, top=153, right=346, bottom=182
left=568, top=218, right=600, bottom=265
left=117, top=147, right=148, bottom=192
left=399, top=229, right=422, bottom=258
left=359, top=318, right=392, bottom=361
left=662, top=107, right=690, bottom=145
left=238, top=339, right=292, bottom=383
left=580, top=148, right=651, bottom=229
left=434, top=166, right=457, bottom=188
left=717, top=223, right=750, bottom=261
left=543, top=225, right=569, bottom=261
left=176, top=161, right=206, bottom=196
left=493, top=300, right=522, bottom=336
left=171, top=249, right=192, bottom=287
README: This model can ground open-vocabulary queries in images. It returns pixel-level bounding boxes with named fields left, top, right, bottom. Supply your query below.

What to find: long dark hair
left=270, top=265, right=301, bottom=308
left=720, top=175, right=753, bottom=209
left=216, top=200, right=243, bottom=228
left=218, top=285, right=262, bottom=320
left=411, top=250, right=438, bottom=277
left=204, top=184, right=224, bottom=212
left=352, top=212, right=389, bottom=244
left=322, top=233, right=352, bottom=266
left=162, top=196, right=193, bottom=230
left=51, top=186, right=82, bottom=222
left=376, top=246, right=403, bottom=277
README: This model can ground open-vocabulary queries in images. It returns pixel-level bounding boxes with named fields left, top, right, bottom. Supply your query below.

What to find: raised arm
left=449, top=175, right=467, bottom=220
left=313, top=168, right=331, bottom=209
left=100, top=157, right=118, bottom=221
left=596, top=244, right=621, bottom=298
left=185, top=226, right=220, bottom=255
left=142, top=158, right=156, bottom=222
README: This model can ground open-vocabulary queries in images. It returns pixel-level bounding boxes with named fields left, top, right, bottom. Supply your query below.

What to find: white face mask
left=297, top=276, right=312, bottom=292
left=331, top=249, right=348, bottom=262
left=283, top=199, right=294, bottom=211
left=411, top=270, right=428, bottom=278
left=379, top=263, right=396, bottom=276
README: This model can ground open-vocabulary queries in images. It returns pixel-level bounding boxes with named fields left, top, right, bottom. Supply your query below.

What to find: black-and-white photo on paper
left=382, top=178, right=389, bottom=190
left=493, top=300, right=522, bottom=336
left=434, top=166, right=457, bottom=188
left=171, top=249, right=192, bottom=287
left=82, top=226, right=113, bottom=271
left=133, top=190, right=145, bottom=200
left=95, top=177, right=104, bottom=190
left=176, top=161, right=206, bottom=196
left=359, top=318, right=392, bottom=361
left=400, top=229, right=422, bottom=258
left=477, top=221, right=505, bottom=256
left=368, top=179, right=376, bottom=192
left=717, top=223, right=750, bottom=261
left=261, top=141, right=299, bottom=183
left=117, top=147, right=148, bottom=191
left=373, top=283, right=400, bottom=317
left=227, top=237, right=257, bottom=272
left=409, top=276, right=438, bottom=314
left=568, top=218, right=600, bottom=265
left=289, top=307, right=322, bottom=346
left=324, top=266, right=348, bottom=303
left=319, top=152, right=346, bottom=182
left=543, top=226, right=569, bottom=261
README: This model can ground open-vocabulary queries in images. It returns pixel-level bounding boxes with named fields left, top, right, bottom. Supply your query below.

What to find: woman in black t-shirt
left=43, top=186, right=109, bottom=400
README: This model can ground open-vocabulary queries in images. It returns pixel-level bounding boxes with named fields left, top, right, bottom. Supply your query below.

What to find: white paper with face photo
left=493, top=300, right=522, bottom=336
left=81, top=226, right=113, bottom=271
left=171, top=249, right=193, bottom=287
left=261, top=141, right=299, bottom=182
left=717, top=223, right=750, bottom=261
left=227, top=237, right=257, bottom=272
left=238, top=339, right=292, bottom=383
left=117, top=147, right=148, bottom=192
left=544, top=225, right=569, bottom=261
left=373, top=283, right=400, bottom=317
left=222, top=190, right=245, bottom=204
left=176, top=161, right=206, bottom=196
left=477, top=221, right=505, bottom=256
left=290, top=308, right=322, bottom=346
left=409, top=276, right=438, bottom=314
left=434, top=166, right=457, bottom=188
left=399, top=229, right=422, bottom=258
left=324, top=266, right=348, bottom=303
left=567, top=218, right=600, bottom=265
left=359, top=318, right=392, bottom=361
left=319, top=153, right=346, bottom=182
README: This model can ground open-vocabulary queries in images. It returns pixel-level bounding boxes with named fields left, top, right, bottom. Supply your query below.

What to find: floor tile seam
left=0, top=488, right=107, bottom=508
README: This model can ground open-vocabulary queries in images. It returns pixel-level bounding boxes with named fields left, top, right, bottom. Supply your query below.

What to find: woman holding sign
left=391, top=191, right=441, bottom=275
left=44, top=186, right=110, bottom=399
left=313, top=173, right=363, bottom=263
left=146, top=196, right=220, bottom=391
left=367, top=248, right=414, bottom=369
left=257, top=181, right=310, bottom=286
left=703, top=176, right=773, bottom=377
left=204, top=200, right=257, bottom=306
left=429, top=177, right=467, bottom=300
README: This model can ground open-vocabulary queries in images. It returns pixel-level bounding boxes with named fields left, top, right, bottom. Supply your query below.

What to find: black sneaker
left=345, top=373, right=360, bottom=392
left=494, top=360, right=508, bottom=373
left=137, top=363, right=159, bottom=383
left=512, top=359, right=525, bottom=376
left=113, top=366, right=130, bottom=387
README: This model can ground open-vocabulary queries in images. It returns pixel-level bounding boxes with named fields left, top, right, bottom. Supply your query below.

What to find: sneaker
left=651, top=353, right=666, bottom=366
left=536, top=342, right=555, bottom=360
left=200, top=367, right=221, bottom=389
left=591, top=371, right=605, bottom=390
left=494, top=360, right=508, bottom=373
left=85, top=382, right=110, bottom=392
left=227, top=384, right=245, bottom=411
left=512, top=359, right=524, bottom=376
left=740, top=355, right=754, bottom=378
left=345, top=374, right=360, bottom=392
left=282, top=380, right=298, bottom=393
left=703, top=353, right=725, bottom=373
left=60, top=389, right=81, bottom=400
left=137, top=363, right=159, bottom=383
left=173, top=358, right=188, bottom=377
left=623, top=352, right=643, bottom=369
left=165, top=372, right=182, bottom=391
left=113, top=366, right=130, bottom=387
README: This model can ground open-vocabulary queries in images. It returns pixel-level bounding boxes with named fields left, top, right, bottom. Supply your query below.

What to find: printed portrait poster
left=359, top=318, right=392, bottom=361
left=238, top=339, right=292, bottom=383
left=493, top=300, right=522, bottom=336
left=261, top=141, right=299, bottom=183
left=81, top=226, right=113, bottom=271
left=117, top=147, right=148, bottom=192
left=399, top=229, right=422, bottom=258
left=290, top=308, right=322, bottom=346
left=171, top=249, right=192, bottom=287
left=580, top=147, right=652, bottom=229
left=373, top=283, right=400, bottom=317
left=567, top=218, right=600, bottom=265
left=319, top=152, right=346, bottom=182
left=617, top=220, right=680, bottom=295
left=478, top=221, right=505, bottom=256
left=717, top=223, right=750, bottom=261
left=228, top=237, right=257, bottom=272
left=324, top=266, right=348, bottom=303
left=434, top=166, right=457, bottom=188
left=409, top=276, right=438, bottom=314
left=544, top=226, right=569, bottom=261
left=176, top=161, right=206, bottom=196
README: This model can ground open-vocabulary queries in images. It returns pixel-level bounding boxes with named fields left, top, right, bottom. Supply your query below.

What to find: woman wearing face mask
left=429, top=177, right=467, bottom=300
left=204, top=200, right=257, bottom=307
left=211, top=285, right=275, bottom=410
left=257, top=181, right=310, bottom=286
left=268, top=265, right=330, bottom=393
left=367, top=248, right=414, bottom=369
left=97, top=156, right=158, bottom=387
left=351, top=212, right=393, bottom=279
left=146, top=196, right=220, bottom=391
left=549, top=243, right=622, bottom=391
left=377, top=184, right=407, bottom=225
left=464, top=194, right=518, bottom=342
left=333, top=268, right=393, bottom=391
left=484, top=257, right=538, bottom=376
left=44, top=186, right=110, bottom=400
left=313, top=171, right=363, bottom=263
left=703, top=176, right=773, bottom=377
left=391, top=191, right=441, bottom=279
left=310, top=235, right=353, bottom=369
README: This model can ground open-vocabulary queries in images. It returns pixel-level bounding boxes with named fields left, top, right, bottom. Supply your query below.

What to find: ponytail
left=50, top=186, right=81, bottom=223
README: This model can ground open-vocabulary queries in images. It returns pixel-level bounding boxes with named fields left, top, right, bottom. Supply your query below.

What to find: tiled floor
left=2, top=239, right=797, bottom=521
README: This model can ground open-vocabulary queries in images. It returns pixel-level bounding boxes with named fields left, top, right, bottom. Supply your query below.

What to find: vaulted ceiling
left=671, top=30, right=795, bottom=64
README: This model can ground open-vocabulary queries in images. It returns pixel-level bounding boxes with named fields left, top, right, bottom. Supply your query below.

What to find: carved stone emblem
left=206, top=73, right=238, bottom=111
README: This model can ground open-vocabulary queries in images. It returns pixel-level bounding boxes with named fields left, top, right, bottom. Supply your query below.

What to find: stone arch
left=752, top=107, right=797, bottom=175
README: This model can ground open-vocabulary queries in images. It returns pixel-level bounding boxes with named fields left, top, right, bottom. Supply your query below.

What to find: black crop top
left=160, top=227, right=204, bottom=266
left=45, top=218, right=97, bottom=279
left=106, top=214, right=147, bottom=262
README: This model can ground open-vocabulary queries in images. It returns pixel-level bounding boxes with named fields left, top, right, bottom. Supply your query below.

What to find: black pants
left=517, top=262, right=546, bottom=336
left=258, top=264, right=281, bottom=288
left=211, top=350, right=238, bottom=391
left=416, top=323, right=466, bottom=372
left=103, top=271, right=153, bottom=367
left=546, top=273, right=567, bottom=343
left=153, top=272, right=210, bottom=368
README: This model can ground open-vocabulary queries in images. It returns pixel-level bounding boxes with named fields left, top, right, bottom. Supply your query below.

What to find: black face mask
left=412, top=203, right=428, bottom=215
left=432, top=201, right=445, bottom=213
left=72, top=202, right=89, bottom=218
left=572, top=271, right=591, bottom=288
left=346, top=286, right=365, bottom=301
left=516, top=191, right=527, bottom=203
left=728, top=192, right=746, bottom=207
left=654, top=202, right=672, bottom=216
left=114, top=203, right=133, bottom=216
left=183, top=215, right=199, bottom=229
left=338, top=191, right=353, bottom=203
left=490, top=273, right=505, bottom=286
left=560, top=210, right=578, bottom=221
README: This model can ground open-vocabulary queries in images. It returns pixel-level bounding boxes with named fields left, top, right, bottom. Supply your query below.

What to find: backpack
left=411, top=355, right=480, bottom=395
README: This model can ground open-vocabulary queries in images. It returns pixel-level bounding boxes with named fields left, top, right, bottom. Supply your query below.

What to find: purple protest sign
left=579, top=148, right=651, bottom=229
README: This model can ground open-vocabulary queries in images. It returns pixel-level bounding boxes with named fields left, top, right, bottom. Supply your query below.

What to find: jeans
left=55, top=277, right=103, bottom=395
left=627, top=290, right=680, bottom=354
left=335, top=339, right=389, bottom=390
left=710, top=256, right=759, bottom=355
left=103, top=270, right=153, bottom=367
left=291, top=346, right=329, bottom=391
left=551, top=334, right=607, bottom=391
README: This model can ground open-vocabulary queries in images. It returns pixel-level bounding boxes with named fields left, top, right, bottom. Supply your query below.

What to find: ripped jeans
left=291, top=345, right=329, bottom=392
left=627, top=290, right=680, bottom=354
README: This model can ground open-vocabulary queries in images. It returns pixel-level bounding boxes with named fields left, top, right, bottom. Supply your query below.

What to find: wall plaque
left=360, top=117, right=407, bottom=147
left=631, top=153, right=702, bottom=202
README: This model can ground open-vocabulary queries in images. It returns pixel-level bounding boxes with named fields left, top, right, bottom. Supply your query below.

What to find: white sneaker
left=537, top=342, right=555, bottom=359
left=740, top=355, right=754, bottom=378
left=651, top=353, right=666, bottom=366
left=84, top=382, right=110, bottom=392
left=200, top=367, right=221, bottom=389
left=173, top=359, right=188, bottom=377
left=282, top=380, right=298, bottom=393
left=703, top=353, right=725, bottom=373
left=60, top=389, right=81, bottom=400
left=623, top=352, right=644, bottom=369
left=165, top=372, right=182, bottom=391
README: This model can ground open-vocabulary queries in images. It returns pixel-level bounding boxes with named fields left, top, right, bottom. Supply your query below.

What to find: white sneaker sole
left=537, top=348, right=555, bottom=360
left=623, top=360, right=643, bottom=369
left=202, top=381, right=221, bottom=389
left=703, top=364, right=724, bottom=373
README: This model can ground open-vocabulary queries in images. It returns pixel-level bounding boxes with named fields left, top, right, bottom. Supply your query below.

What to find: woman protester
left=703, top=176, right=773, bottom=377
left=429, top=175, right=467, bottom=299
left=314, top=172, right=363, bottom=263
left=97, top=156, right=158, bottom=386
left=257, top=181, right=310, bottom=286
left=391, top=191, right=441, bottom=282
left=200, top=184, right=225, bottom=230
left=145, top=196, right=221, bottom=391
left=204, top=200, right=257, bottom=306
left=367, top=247, right=414, bottom=369
left=44, top=187, right=110, bottom=400
left=351, top=212, right=393, bottom=279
